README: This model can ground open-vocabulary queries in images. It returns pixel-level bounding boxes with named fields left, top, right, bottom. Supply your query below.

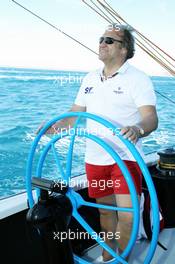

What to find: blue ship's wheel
left=26, top=112, right=159, bottom=264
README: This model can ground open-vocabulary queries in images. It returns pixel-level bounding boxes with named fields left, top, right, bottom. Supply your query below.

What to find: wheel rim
left=26, top=112, right=159, bottom=264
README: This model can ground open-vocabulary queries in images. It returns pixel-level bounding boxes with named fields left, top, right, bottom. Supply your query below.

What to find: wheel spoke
left=51, top=143, right=66, bottom=181
left=82, top=200, right=134, bottom=213
left=65, top=116, right=81, bottom=181
left=73, top=209, right=128, bottom=264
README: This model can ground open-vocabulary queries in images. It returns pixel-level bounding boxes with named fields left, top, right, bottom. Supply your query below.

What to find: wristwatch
left=135, top=125, right=145, bottom=137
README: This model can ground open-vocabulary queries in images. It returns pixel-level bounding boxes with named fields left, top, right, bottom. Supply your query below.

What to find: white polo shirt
left=75, top=62, right=156, bottom=165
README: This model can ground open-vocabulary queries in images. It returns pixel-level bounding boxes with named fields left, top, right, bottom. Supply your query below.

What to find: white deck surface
left=83, top=228, right=175, bottom=263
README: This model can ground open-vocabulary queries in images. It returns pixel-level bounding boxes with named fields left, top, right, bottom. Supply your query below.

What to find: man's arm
left=37, top=104, right=86, bottom=134
left=120, top=105, right=158, bottom=143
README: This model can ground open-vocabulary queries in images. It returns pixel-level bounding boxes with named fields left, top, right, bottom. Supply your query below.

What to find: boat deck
left=83, top=228, right=175, bottom=263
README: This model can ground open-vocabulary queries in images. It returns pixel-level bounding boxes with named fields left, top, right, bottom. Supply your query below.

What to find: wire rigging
left=11, top=0, right=175, bottom=104
left=82, top=0, right=175, bottom=76
left=82, top=0, right=175, bottom=104
left=11, top=0, right=98, bottom=56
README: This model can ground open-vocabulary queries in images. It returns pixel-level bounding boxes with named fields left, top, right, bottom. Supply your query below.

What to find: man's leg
left=96, top=194, right=118, bottom=262
left=111, top=160, right=142, bottom=260
left=115, top=194, right=140, bottom=260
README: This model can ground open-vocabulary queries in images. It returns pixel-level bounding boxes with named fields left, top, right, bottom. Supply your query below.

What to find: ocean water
left=0, top=67, right=175, bottom=198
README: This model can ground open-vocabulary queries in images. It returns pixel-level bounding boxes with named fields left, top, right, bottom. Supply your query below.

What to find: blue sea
left=0, top=67, right=175, bottom=198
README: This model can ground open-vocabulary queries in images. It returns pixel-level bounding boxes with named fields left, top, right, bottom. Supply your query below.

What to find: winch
left=157, top=147, right=175, bottom=177
left=153, top=147, right=175, bottom=227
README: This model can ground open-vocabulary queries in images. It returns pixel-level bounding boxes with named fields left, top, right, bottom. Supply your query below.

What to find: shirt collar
left=100, top=61, right=130, bottom=81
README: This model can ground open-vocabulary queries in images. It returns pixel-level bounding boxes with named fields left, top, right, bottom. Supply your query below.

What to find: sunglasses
left=99, top=36, right=123, bottom=45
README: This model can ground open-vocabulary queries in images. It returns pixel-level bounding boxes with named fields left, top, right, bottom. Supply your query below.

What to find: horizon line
left=0, top=64, right=172, bottom=78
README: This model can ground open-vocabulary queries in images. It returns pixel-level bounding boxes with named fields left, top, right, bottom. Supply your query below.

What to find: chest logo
left=85, top=87, right=94, bottom=94
left=113, top=87, right=123, bottom=94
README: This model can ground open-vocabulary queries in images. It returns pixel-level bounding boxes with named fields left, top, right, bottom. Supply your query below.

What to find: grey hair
left=110, top=23, right=135, bottom=60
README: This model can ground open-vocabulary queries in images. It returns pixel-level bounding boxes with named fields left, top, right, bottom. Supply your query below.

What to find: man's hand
left=120, top=105, right=158, bottom=144
left=120, top=126, right=140, bottom=144
left=36, top=104, right=86, bottom=135
left=36, top=121, right=46, bottom=134
left=36, top=121, right=57, bottom=135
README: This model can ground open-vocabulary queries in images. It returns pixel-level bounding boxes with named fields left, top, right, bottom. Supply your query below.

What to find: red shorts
left=85, top=161, right=142, bottom=198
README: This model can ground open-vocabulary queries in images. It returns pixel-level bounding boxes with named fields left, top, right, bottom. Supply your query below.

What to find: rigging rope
left=82, top=0, right=175, bottom=76
left=84, top=0, right=175, bottom=74
left=11, top=0, right=98, bottom=56
left=11, top=0, right=175, bottom=104
left=102, top=0, right=175, bottom=62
